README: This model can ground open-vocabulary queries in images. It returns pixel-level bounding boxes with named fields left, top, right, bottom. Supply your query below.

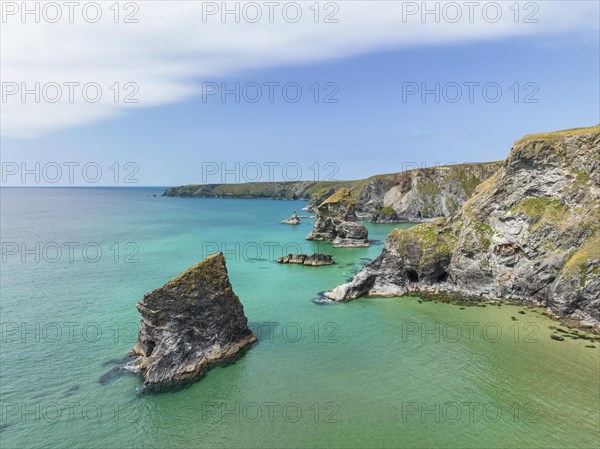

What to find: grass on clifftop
left=516, top=125, right=600, bottom=144
left=321, top=188, right=355, bottom=205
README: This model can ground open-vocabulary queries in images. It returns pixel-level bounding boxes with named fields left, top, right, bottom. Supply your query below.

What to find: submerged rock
left=277, top=254, right=335, bottom=266
left=281, top=210, right=301, bottom=225
left=306, top=189, right=369, bottom=247
left=327, top=126, right=600, bottom=327
left=131, top=252, right=256, bottom=390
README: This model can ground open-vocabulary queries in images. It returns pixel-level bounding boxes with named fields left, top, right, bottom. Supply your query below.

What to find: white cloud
left=1, top=0, right=597, bottom=137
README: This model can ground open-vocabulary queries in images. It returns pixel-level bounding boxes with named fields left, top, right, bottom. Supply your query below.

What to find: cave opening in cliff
left=145, top=340, right=156, bottom=356
left=406, top=269, right=419, bottom=282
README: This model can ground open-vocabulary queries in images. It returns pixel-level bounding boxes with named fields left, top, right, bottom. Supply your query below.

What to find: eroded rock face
left=281, top=210, right=301, bottom=225
left=164, top=163, right=500, bottom=220
left=306, top=189, right=369, bottom=247
left=132, top=252, right=256, bottom=390
left=374, top=163, right=502, bottom=220
left=277, top=254, right=335, bottom=266
left=327, top=127, right=600, bottom=326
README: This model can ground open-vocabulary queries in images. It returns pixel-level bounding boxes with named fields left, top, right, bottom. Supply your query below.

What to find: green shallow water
left=1, top=188, right=598, bottom=449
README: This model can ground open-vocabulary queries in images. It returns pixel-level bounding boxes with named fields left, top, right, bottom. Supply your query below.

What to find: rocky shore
left=306, top=188, right=369, bottom=247
left=131, top=252, right=256, bottom=390
left=277, top=253, right=335, bottom=266
left=326, top=126, right=600, bottom=327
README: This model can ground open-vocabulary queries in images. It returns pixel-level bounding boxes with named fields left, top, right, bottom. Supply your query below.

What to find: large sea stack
left=306, top=188, right=369, bottom=247
left=132, top=252, right=256, bottom=389
left=327, top=126, right=600, bottom=326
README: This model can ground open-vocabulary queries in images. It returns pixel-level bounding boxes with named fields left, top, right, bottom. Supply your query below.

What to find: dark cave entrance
left=406, top=269, right=419, bottom=283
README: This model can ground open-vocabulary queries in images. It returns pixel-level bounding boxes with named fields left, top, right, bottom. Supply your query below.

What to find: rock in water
left=281, top=210, right=301, bottom=225
left=327, top=126, right=600, bottom=327
left=370, top=206, right=402, bottom=223
left=306, top=188, right=369, bottom=247
left=132, top=252, right=256, bottom=390
left=277, top=254, right=335, bottom=266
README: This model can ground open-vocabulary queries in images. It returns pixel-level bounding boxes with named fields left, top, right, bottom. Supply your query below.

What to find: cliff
left=163, top=162, right=501, bottom=221
left=132, top=252, right=256, bottom=390
left=327, top=126, right=600, bottom=326
left=306, top=188, right=369, bottom=247
left=164, top=180, right=354, bottom=203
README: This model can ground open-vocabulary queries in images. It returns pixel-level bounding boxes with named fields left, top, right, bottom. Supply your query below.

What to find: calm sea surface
left=1, top=187, right=598, bottom=448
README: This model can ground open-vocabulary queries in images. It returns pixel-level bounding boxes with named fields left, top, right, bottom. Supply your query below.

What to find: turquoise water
left=1, top=187, right=598, bottom=449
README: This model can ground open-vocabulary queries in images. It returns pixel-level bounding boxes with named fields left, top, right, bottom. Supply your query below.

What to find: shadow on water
left=63, top=385, right=80, bottom=397
left=99, top=355, right=138, bottom=386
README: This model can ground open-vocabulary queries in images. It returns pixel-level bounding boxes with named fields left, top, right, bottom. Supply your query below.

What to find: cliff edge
left=327, top=126, right=600, bottom=326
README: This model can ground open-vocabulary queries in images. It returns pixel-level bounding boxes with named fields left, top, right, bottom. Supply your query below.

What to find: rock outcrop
left=370, top=207, right=402, bottom=223
left=281, top=210, right=301, bottom=225
left=132, top=252, right=256, bottom=389
left=365, top=162, right=502, bottom=220
left=164, top=163, right=501, bottom=221
left=306, top=189, right=369, bottom=247
left=327, top=126, right=600, bottom=326
left=277, top=253, right=335, bottom=266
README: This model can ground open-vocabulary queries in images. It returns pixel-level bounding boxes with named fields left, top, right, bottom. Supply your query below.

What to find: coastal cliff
left=306, top=188, right=369, bottom=247
left=132, top=252, right=256, bottom=389
left=164, top=162, right=500, bottom=221
left=327, top=126, right=600, bottom=326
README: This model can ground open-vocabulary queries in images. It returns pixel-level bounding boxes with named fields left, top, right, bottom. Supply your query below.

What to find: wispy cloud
left=1, top=0, right=597, bottom=137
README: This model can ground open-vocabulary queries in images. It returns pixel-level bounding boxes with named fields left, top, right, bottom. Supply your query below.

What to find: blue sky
left=1, top=1, right=599, bottom=186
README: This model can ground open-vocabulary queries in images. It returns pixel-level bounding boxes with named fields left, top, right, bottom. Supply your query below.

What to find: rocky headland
left=131, top=252, right=256, bottom=390
left=281, top=210, right=301, bottom=225
left=277, top=253, right=335, bottom=266
left=164, top=162, right=500, bottom=222
left=306, top=188, right=369, bottom=247
left=326, top=126, right=600, bottom=327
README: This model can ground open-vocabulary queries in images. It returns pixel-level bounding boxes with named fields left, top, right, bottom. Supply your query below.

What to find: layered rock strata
left=132, top=252, right=256, bottom=389
left=306, top=189, right=369, bottom=247
left=327, top=127, right=600, bottom=326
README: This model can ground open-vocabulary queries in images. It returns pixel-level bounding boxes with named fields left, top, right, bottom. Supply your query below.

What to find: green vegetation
left=165, top=253, right=232, bottom=296
left=463, top=189, right=495, bottom=250
left=380, top=206, right=396, bottom=216
left=390, top=219, right=458, bottom=257
left=416, top=180, right=441, bottom=216
left=321, top=188, right=355, bottom=205
left=516, top=125, right=600, bottom=144
left=575, top=170, right=591, bottom=184
left=561, top=234, right=600, bottom=287
left=511, top=197, right=569, bottom=230
left=305, top=181, right=355, bottom=197
left=472, top=221, right=493, bottom=249
left=447, top=168, right=482, bottom=197
left=445, top=197, right=458, bottom=214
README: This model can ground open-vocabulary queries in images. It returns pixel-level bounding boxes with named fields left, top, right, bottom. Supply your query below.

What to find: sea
left=1, top=187, right=598, bottom=448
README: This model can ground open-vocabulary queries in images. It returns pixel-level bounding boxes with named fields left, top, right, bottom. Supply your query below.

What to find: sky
left=1, top=1, right=599, bottom=186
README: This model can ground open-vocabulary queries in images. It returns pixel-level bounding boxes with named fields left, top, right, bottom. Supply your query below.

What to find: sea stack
left=281, top=210, right=301, bottom=225
left=132, top=252, right=256, bottom=389
left=307, top=188, right=369, bottom=247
